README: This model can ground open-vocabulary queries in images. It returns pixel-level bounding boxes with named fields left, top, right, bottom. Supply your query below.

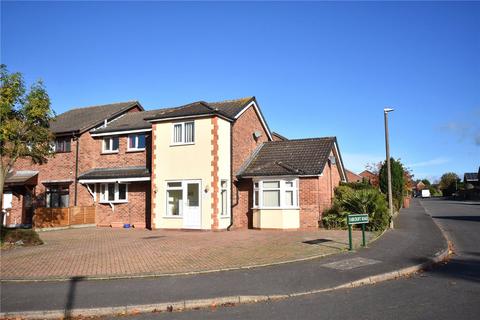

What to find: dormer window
left=128, top=133, right=146, bottom=151
left=102, top=136, right=119, bottom=153
left=172, top=121, right=195, bottom=145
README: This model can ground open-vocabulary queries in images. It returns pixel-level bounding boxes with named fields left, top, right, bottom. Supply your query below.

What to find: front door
left=183, top=181, right=201, bottom=229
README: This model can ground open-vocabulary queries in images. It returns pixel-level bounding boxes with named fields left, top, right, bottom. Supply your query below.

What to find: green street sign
left=347, top=214, right=369, bottom=225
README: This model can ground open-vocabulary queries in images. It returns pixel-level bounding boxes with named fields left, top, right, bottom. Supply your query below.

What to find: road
left=118, top=198, right=480, bottom=320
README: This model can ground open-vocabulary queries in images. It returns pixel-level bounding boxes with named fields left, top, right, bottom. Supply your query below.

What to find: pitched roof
left=464, top=172, right=479, bottom=182
left=91, top=108, right=174, bottom=134
left=238, top=137, right=340, bottom=177
left=78, top=166, right=150, bottom=180
left=345, top=169, right=362, bottom=182
left=145, top=97, right=254, bottom=122
left=50, top=101, right=142, bottom=134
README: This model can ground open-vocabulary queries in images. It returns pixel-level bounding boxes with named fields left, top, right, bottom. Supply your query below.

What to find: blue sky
left=2, top=1, right=479, bottom=181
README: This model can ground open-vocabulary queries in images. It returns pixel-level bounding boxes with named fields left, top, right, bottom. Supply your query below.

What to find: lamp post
left=384, top=108, right=394, bottom=229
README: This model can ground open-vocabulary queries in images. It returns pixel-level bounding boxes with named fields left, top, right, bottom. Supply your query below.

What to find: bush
left=322, top=185, right=389, bottom=232
left=1, top=228, right=43, bottom=247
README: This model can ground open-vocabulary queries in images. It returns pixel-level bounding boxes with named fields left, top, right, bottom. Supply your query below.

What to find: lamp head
left=384, top=108, right=394, bottom=113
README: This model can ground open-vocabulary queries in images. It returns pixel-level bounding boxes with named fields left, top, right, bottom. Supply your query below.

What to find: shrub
left=322, top=185, right=389, bottom=232
left=1, top=228, right=43, bottom=247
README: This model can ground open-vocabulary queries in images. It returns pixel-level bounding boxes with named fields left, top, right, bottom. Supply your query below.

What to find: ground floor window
left=46, top=184, right=70, bottom=208
left=220, top=180, right=228, bottom=216
left=253, top=178, right=299, bottom=209
left=99, top=183, right=128, bottom=203
left=166, top=182, right=183, bottom=216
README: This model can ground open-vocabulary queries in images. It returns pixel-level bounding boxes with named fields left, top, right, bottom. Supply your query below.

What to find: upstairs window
left=99, top=183, right=128, bottom=203
left=128, top=133, right=146, bottom=151
left=172, top=122, right=195, bottom=145
left=102, top=136, right=119, bottom=153
left=54, top=138, right=71, bottom=153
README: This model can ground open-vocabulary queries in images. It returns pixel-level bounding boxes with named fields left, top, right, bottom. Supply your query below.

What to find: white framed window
left=102, top=136, right=119, bottom=153
left=220, top=180, right=228, bottom=216
left=172, top=121, right=195, bottom=145
left=166, top=181, right=183, bottom=216
left=253, top=178, right=299, bottom=209
left=99, top=183, right=128, bottom=203
left=128, top=133, right=146, bottom=151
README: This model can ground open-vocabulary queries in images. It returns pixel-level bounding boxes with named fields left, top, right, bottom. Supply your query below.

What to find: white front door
left=183, top=181, right=201, bottom=229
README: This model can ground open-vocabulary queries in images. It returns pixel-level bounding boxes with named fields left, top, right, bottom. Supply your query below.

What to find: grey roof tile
left=78, top=166, right=150, bottom=179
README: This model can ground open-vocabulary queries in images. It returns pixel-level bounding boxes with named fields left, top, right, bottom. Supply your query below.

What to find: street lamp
left=384, top=108, right=394, bottom=229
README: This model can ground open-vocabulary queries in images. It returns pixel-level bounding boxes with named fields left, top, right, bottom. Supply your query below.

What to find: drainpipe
left=227, top=122, right=234, bottom=231
left=74, top=134, right=79, bottom=206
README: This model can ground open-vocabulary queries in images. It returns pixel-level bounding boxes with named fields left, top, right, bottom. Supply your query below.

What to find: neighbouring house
left=271, top=132, right=288, bottom=141
left=359, top=170, right=378, bottom=187
left=462, top=168, right=480, bottom=200
left=345, top=169, right=362, bottom=183
left=464, top=170, right=479, bottom=187
left=3, top=96, right=347, bottom=230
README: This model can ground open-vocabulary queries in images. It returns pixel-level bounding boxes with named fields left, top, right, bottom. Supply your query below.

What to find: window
left=103, top=136, right=119, bottom=153
left=220, top=180, right=228, bottom=216
left=253, top=179, right=298, bottom=209
left=172, top=122, right=195, bottom=145
left=54, top=138, right=71, bottom=153
left=46, top=184, right=69, bottom=208
left=128, top=133, right=146, bottom=151
left=100, top=183, right=127, bottom=203
left=166, top=182, right=183, bottom=216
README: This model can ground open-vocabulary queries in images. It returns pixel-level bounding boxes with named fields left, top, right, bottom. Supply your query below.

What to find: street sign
left=347, top=214, right=369, bottom=250
left=347, top=214, right=369, bottom=225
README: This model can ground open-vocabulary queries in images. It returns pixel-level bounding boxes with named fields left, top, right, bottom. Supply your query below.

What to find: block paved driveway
left=1, top=228, right=372, bottom=280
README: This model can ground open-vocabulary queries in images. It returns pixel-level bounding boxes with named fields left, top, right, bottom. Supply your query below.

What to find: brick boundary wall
left=150, top=123, right=157, bottom=229
left=210, top=117, right=220, bottom=229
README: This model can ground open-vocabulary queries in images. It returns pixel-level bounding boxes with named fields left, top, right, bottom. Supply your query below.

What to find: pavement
left=122, top=198, right=479, bottom=320
left=0, top=198, right=449, bottom=318
left=1, top=225, right=371, bottom=280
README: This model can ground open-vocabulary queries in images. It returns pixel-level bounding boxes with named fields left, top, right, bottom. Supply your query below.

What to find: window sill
left=126, top=149, right=145, bottom=153
left=170, top=142, right=195, bottom=147
left=101, top=151, right=119, bottom=155
left=163, top=216, right=183, bottom=219
left=54, top=151, right=72, bottom=154
left=99, top=200, right=128, bottom=204
left=252, top=207, right=300, bottom=210
left=220, top=215, right=230, bottom=219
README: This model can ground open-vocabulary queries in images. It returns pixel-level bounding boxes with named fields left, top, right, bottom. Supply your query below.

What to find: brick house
left=345, top=169, right=363, bottom=183
left=3, top=96, right=347, bottom=230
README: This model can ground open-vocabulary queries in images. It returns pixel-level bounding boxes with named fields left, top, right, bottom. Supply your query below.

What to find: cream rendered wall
left=252, top=209, right=300, bottom=229
left=217, top=119, right=232, bottom=229
left=153, top=117, right=214, bottom=229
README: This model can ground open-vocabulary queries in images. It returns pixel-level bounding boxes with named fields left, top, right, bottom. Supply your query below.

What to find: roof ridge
left=266, top=136, right=336, bottom=143
left=62, top=100, right=139, bottom=113
left=208, top=96, right=253, bottom=104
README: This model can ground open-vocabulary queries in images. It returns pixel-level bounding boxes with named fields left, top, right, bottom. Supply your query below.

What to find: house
left=359, top=170, right=379, bottom=187
left=271, top=132, right=288, bottom=141
left=345, top=169, right=362, bottom=183
left=464, top=169, right=479, bottom=187
left=3, top=96, right=347, bottom=230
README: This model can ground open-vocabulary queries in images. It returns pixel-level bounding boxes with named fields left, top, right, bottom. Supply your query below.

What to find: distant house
left=345, top=169, right=362, bottom=183
left=272, top=132, right=288, bottom=141
left=359, top=170, right=379, bottom=186
left=464, top=169, right=479, bottom=187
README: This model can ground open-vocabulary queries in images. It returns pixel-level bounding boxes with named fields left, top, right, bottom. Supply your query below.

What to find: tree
left=421, top=179, right=431, bottom=186
left=439, top=172, right=460, bottom=196
left=0, top=65, right=54, bottom=218
left=378, top=158, right=405, bottom=210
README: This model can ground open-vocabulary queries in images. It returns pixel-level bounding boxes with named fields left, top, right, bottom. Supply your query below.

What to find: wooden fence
left=33, top=206, right=95, bottom=228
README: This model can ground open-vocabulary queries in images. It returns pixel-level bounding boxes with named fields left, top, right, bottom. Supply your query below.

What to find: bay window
left=253, top=179, right=299, bottom=209
left=100, top=183, right=127, bottom=203
left=172, top=121, right=195, bottom=145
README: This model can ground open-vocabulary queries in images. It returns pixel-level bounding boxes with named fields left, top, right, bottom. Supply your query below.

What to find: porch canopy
left=78, top=166, right=150, bottom=183
left=5, top=170, right=39, bottom=186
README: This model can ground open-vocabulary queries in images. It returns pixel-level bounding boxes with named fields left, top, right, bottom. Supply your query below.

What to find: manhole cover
left=321, top=257, right=381, bottom=270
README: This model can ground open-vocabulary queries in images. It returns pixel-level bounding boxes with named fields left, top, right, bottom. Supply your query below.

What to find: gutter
left=74, top=134, right=80, bottom=206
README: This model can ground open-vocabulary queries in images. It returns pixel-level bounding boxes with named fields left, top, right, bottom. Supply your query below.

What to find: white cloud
left=408, top=157, right=450, bottom=168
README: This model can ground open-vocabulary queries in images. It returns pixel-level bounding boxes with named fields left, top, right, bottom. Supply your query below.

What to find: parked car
left=421, top=189, right=431, bottom=198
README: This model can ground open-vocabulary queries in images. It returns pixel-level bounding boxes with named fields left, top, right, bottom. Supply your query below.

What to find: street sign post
left=347, top=214, right=369, bottom=250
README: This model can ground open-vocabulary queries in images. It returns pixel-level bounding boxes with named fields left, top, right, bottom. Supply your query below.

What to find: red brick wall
left=231, top=105, right=270, bottom=228
left=10, top=107, right=151, bottom=227
left=299, top=159, right=342, bottom=229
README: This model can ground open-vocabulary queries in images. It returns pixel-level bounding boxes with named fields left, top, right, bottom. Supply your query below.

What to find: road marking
left=321, top=257, right=381, bottom=270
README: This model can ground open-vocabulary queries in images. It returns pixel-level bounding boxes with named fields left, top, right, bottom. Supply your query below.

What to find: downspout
left=74, top=134, right=80, bottom=206
left=227, top=122, right=234, bottom=231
